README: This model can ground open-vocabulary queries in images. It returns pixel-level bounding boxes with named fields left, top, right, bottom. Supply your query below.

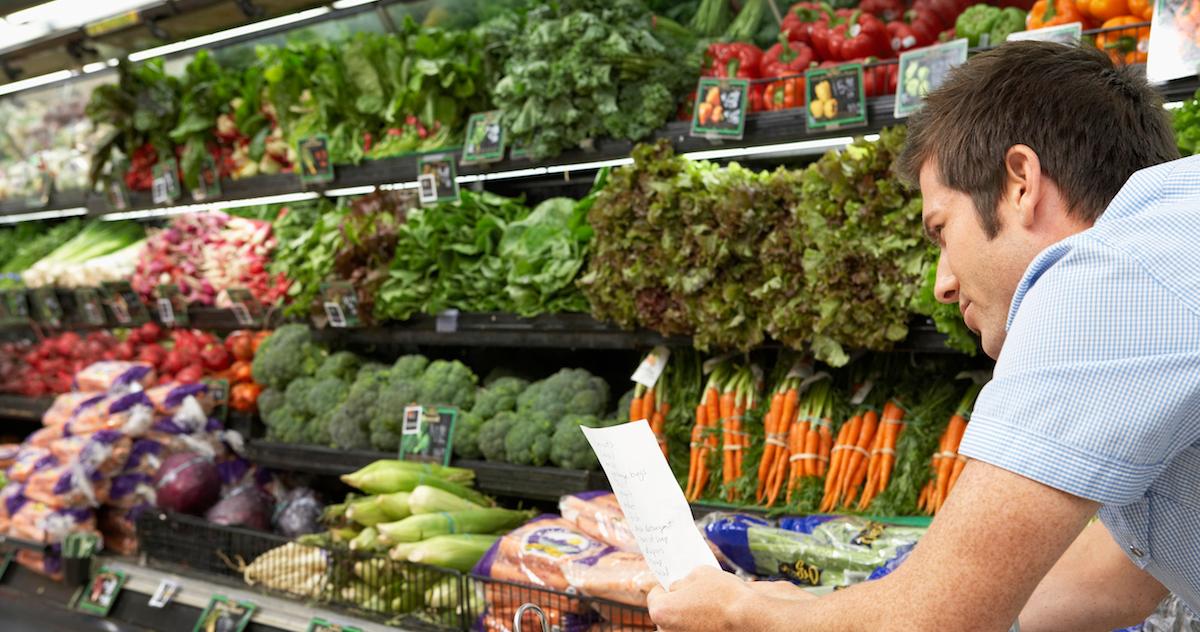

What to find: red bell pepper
left=860, top=0, right=905, bottom=21
left=859, top=58, right=899, bottom=97
left=902, top=7, right=946, bottom=44
left=911, top=0, right=961, bottom=28
left=760, top=38, right=815, bottom=78
left=810, top=9, right=855, bottom=60
left=886, top=16, right=936, bottom=53
left=707, top=42, right=767, bottom=111
left=826, top=11, right=893, bottom=60
left=781, top=2, right=834, bottom=45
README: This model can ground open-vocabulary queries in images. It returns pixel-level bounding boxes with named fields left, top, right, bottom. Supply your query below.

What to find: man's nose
left=934, top=253, right=959, bottom=304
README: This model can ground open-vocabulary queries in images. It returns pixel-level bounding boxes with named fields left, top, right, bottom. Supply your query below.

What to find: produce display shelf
left=0, top=394, right=51, bottom=422
left=242, top=441, right=609, bottom=502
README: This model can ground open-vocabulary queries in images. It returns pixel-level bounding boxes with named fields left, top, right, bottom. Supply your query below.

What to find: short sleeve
left=958, top=236, right=1200, bottom=505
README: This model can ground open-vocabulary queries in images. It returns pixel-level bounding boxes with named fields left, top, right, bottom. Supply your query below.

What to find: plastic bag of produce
left=0, top=443, right=20, bottom=469
left=702, top=513, right=925, bottom=587
left=48, top=430, right=133, bottom=477
left=24, top=464, right=110, bottom=508
left=73, top=361, right=155, bottom=392
left=204, top=482, right=272, bottom=531
left=25, top=425, right=65, bottom=448
left=41, top=392, right=105, bottom=427
left=64, top=391, right=153, bottom=437
left=559, top=491, right=637, bottom=552
left=8, top=502, right=95, bottom=543
left=8, top=447, right=57, bottom=482
left=153, top=453, right=220, bottom=515
left=0, top=482, right=26, bottom=531
left=121, top=438, right=167, bottom=475
left=144, top=383, right=212, bottom=416
left=16, top=550, right=63, bottom=580
left=108, top=472, right=155, bottom=508
left=273, top=487, right=323, bottom=537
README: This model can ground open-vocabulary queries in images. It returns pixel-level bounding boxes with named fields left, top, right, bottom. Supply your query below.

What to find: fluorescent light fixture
left=544, top=157, right=634, bottom=174
left=455, top=174, right=484, bottom=184
left=101, top=206, right=209, bottom=221
left=324, top=185, right=376, bottom=197
left=1164, top=101, right=1184, bottom=110
left=682, top=137, right=853, bottom=161
left=379, top=181, right=420, bottom=191
left=101, top=191, right=320, bottom=221
left=127, top=7, right=331, bottom=62
left=0, top=206, right=88, bottom=224
left=481, top=166, right=550, bottom=181
left=331, top=0, right=378, bottom=8
left=0, top=69, right=75, bottom=96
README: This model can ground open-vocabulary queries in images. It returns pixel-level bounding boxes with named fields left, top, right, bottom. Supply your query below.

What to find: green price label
left=226, top=288, right=262, bottom=327
left=417, top=153, right=459, bottom=206
left=204, top=378, right=230, bottom=422
left=155, top=284, right=189, bottom=327
left=690, top=78, right=750, bottom=139
left=307, top=618, right=363, bottom=632
left=193, top=595, right=256, bottom=632
left=74, top=288, right=107, bottom=326
left=894, top=39, right=968, bottom=119
left=806, top=63, right=868, bottom=130
left=319, top=281, right=361, bottom=328
left=31, top=287, right=64, bottom=328
left=399, top=405, right=458, bottom=467
left=298, top=136, right=335, bottom=185
left=77, top=567, right=127, bottom=617
left=6, top=289, right=30, bottom=321
left=152, top=158, right=181, bottom=204
left=101, top=281, right=149, bottom=326
left=193, top=155, right=222, bottom=201
left=462, top=110, right=506, bottom=164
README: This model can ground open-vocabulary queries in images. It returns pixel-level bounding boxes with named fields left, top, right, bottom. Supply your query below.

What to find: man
left=648, top=42, right=1198, bottom=631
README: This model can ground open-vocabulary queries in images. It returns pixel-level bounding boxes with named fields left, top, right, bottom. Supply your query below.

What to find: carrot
left=844, top=417, right=883, bottom=507
left=801, top=423, right=819, bottom=478
left=817, top=418, right=832, bottom=478
left=876, top=402, right=906, bottom=494
left=934, top=414, right=968, bottom=510
left=947, top=455, right=968, bottom=496
left=642, top=387, right=657, bottom=425
left=756, top=390, right=785, bottom=502
left=839, top=410, right=878, bottom=502
left=629, top=389, right=642, bottom=422
left=822, top=415, right=857, bottom=509
left=686, top=411, right=704, bottom=499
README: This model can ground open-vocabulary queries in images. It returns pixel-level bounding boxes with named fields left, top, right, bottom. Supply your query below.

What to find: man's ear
left=1003, top=144, right=1042, bottom=230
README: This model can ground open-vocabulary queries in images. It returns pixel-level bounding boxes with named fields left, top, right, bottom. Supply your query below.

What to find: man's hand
left=647, top=567, right=816, bottom=632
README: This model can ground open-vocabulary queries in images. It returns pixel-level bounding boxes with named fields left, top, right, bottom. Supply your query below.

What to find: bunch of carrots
left=918, top=384, right=982, bottom=514
left=685, top=363, right=757, bottom=502
left=629, top=378, right=670, bottom=458
left=820, top=401, right=907, bottom=512
left=756, top=377, right=835, bottom=508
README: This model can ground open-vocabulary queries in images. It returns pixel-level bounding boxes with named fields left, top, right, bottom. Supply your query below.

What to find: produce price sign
left=1006, top=21, right=1083, bottom=44
left=690, top=78, right=750, bottom=139
left=155, top=284, right=188, bottom=327
left=107, top=156, right=131, bottom=211
left=3, top=289, right=30, bottom=323
left=894, top=39, right=968, bottom=119
left=226, top=288, right=262, bottom=327
left=147, top=579, right=180, bottom=608
left=101, top=281, right=150, bottom=326
left=319, top=281, right=360, bottom=328
left=805, top=64, right=867, bottom=130
left=461, top=110, right=506, bottom=164
left=399, top=405, right=458, bottom=467
left=298, top=136, right=335, bottom=185
left=152, top=158, right=182, bottom=205
left=193, top=156, right=222, bottom=201
left=77, top=567, right=127, bottom=616
left=192, top=595, right=257, bottom=632
left=204, top=378, right=230, bottom=423
left=74, top=288, right=107, bottom=326
left=417, top=153, right=459, bottom=205
left=1147, top=0, right=1199, bottom=83
left=307, top=619, right=363, bottom=632
left=30, top=287, right=63, bottom=328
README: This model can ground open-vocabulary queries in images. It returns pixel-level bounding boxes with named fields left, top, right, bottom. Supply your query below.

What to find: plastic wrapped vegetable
left=273, top=488, right=324, bottom=537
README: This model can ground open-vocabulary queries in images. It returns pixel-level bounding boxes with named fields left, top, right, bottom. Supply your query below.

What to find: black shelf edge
left=243, top=440, right=610, bottom=502
left=0, top=394, right=51, bottom=422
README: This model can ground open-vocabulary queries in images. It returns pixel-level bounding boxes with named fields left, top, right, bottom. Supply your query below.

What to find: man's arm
left=649, top=460, right=1100, bottom=631
left=1020, top=520, right=1166, bottom=631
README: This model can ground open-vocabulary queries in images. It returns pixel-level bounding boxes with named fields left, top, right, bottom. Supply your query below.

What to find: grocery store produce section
left=0, top=0, right=1195, bottom=630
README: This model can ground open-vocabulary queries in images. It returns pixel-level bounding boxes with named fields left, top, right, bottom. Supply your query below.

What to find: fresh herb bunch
left=486, top=0, right=698, bottom=159
left=332, top=190, right=419, bottom=324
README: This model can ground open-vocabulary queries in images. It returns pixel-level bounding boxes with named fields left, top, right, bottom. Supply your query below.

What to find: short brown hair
left=897, top=41, right=1179, bottom=238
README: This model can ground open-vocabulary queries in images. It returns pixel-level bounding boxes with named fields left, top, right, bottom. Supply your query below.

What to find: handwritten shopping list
left=582, top=420, right=719, bottom=587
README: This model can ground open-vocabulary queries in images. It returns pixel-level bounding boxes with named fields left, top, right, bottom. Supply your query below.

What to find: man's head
left=897, top=42, right=1179, bottom=358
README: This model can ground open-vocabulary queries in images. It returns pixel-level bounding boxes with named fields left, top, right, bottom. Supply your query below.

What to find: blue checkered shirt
left=959, top=156, right=1200, bottom=615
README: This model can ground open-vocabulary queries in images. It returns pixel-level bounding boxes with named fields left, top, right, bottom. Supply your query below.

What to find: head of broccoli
left=517, top=368, right=610, bottom=423
left=477, top=411, right=519, bottom=462
left=369, top=374, right=422, bottom=452
left=390, top=354, right=429, bottom=380
left=264, top=403, right=310, bottom=444
left=251, top=324, right=326, bottom=390
left=307, top=377, right=351, bottom=418
left=285, top=377, right=319, bottom=415
left=316, top=351, right=363, bottom=381
left=329, top=368, right=389, bottom=450
left=256, top=387, right=285, bottom=420
left=505, top=415, right=555, bottom=466
left=470, top=377, right=529, bottom=419
left=452, top=411, right=486, bottom=460
left=417, top=360, right=477, bottom=410
left=550, top=414, right=604, bottom=470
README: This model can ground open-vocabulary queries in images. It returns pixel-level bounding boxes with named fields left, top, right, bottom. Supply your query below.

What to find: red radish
left=175, top=364, right=204, bottom=384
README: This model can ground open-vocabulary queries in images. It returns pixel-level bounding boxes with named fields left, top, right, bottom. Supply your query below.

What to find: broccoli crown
left=390, top=354, right=429, bottom=380
left=550, top=414, right=603, bottom=470
left=256, top=387, right=285, bottom=420
left=251, top=324, right=326, bottom=389
left=470, top=377, right=529, bottom=419
left=369, top=374, right=422, bottom=452
left=477, top=411, right=519, bottom=462
left=452, top=411, right=486, bottom=460
left=264, top=403, right=310, bottom=444
left=316, top=351, right=362, bottom=381
left=417, top=360, right=477, bottom=410
left=285, top=377, right=319, bottom=415
left=517, top=368, right=610, bottom=423
left=330, top=369, right=389, bottom=450
left=358, top=361, right=390, bottom=378
left=307, top=377, right=351, bottom=417
left=505, top=415, right=555, bottom=466
left=306, top=409, right=334, bottom=446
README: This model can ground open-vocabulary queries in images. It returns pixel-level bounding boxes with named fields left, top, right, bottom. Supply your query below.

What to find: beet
left=204, top=483, right=272, bottom=531
left=153, top=453, right=220, bottom=516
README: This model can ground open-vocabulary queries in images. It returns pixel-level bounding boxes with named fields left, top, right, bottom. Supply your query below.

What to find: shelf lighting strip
left=127, top=7, right=332, bottom=62
left=0, top=206, right=88, bottom=224
left=99, top=191, right=320, bottom=221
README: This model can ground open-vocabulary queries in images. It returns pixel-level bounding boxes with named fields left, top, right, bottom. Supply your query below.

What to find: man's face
left=919, top=163, right=1038, bottom=359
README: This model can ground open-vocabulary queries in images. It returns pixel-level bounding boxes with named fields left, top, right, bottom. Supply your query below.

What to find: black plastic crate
left=137, top=510, right=468, bottom=630
left=466, top=575, right=653, bottom=632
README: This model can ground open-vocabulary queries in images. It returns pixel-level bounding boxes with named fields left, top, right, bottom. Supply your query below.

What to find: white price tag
left=230, top=302, right=253, bottom=327
left=324, top=301, right=347, bottom=328
left=435, top=309, right=459, bottom=333
left=631, top=346, right=670, bottom=388
left=849, top=379, right=875, bottom=406
left=156, top=297, right=174, bottom=325
left=148, top=579, right=179, bottom=608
